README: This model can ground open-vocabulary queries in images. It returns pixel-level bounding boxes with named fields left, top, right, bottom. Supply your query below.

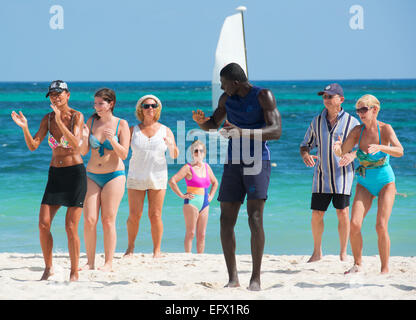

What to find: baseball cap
left=317, top=83, right=344, bottom=97
left=46, top=80, right=69, bottom=97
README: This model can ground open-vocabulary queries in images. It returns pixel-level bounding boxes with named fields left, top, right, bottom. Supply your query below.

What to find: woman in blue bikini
left=80, top=88, right=130, bottom=271
left=334, top=94, right=403, bottom=274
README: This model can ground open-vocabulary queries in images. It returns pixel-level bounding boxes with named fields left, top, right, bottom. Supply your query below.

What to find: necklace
left=193, top=163, right=204, bottom=169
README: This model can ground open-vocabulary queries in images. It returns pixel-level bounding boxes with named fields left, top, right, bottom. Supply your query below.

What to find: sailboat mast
left=237, top=6, right=248, bottom=79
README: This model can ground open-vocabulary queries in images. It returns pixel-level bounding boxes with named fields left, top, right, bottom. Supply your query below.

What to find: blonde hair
left=356, top=94, right=380, bottom=113
left=135, top=94, right=162, bottom=122
left=190, top=140, right=207, bottom=158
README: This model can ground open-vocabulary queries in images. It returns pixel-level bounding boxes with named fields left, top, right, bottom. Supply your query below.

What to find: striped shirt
left=300, top=108, right=360, bottom=195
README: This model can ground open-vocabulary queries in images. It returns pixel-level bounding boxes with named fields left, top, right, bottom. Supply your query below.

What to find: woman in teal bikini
left=334, top=94, right=404, bottom=274
left=80, top=88, right=130, bottom=271
left=169, top=140, right=218, bottom=253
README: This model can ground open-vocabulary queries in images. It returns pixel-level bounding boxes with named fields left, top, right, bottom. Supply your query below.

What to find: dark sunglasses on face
left=193, top=149, right=204, bottom=154
left=322, top=94, right=335, bottom=100
left=142, top=103, right=158, bottom=109
left=356, top=106, right=374, bottom=114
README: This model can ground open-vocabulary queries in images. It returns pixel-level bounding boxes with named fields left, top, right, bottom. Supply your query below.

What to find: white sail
left=212, top=7, right=247, bottom=110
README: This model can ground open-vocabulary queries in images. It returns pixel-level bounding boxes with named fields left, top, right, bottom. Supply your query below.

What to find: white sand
left=0, top=252, right=415, bottom=300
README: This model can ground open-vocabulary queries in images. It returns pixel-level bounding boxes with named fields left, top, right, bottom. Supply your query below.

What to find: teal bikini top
left=356, top=122, right=389, bottom=176
left=89, top=118, right=120, bottom=157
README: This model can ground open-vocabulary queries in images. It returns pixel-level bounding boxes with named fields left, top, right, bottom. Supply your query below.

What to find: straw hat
left=135, top=94, right=163, bottom=121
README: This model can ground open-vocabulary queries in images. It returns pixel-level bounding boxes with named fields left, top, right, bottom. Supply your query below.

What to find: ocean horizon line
left=1, top=78, right=416, bottom=84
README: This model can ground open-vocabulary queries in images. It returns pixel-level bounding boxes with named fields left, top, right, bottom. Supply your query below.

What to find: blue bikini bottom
left=87, top=170, right=125, bottom=188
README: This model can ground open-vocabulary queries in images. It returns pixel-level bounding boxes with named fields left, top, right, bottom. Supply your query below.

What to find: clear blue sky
left=1, top=0, right=415, bottom=81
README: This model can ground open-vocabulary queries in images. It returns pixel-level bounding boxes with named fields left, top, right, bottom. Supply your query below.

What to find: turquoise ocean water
left=0, top=80, right=415, bottom=256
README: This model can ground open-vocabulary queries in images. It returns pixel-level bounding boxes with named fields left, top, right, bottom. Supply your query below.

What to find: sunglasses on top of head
left=356, top=106, right=374, bottom=114
left=142, top=103, right=158, bottom=109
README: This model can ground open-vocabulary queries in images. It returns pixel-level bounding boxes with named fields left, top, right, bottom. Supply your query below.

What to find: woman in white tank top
left=125, top=95, right=179, bottom=258
left=128, top=124, right=168, bottom=189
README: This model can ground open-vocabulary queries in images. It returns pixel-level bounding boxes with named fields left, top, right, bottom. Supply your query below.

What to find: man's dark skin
left=192, top=76, right=282, bottom=291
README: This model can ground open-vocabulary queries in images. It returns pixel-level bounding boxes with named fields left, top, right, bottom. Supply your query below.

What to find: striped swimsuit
left=184, top=163, right=211, bottom=213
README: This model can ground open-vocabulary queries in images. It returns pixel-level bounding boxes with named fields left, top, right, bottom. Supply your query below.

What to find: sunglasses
left=356, top=106, right=374, bottom=114
left=322, top=94, right=335, bottom=100
left=142, top=103, right=158, bottom=109
left=193, top=149, right=204, bottom=154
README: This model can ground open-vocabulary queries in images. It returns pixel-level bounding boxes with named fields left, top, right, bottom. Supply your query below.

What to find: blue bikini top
left=356, top=122, right=389, bottom=176
left=89, top=118, right=120, bottom=157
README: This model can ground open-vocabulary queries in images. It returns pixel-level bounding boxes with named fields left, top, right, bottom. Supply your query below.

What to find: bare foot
left=69, top=270, right=79, bottom=281
left=248, top=279, right=261, bottom=291
left=340, top=252, right=348, bottom=262
left=380, top=267, right=389, bottom=274
left=40, top=267, right=54, bottom=281
left=344, top=264, right=361, bottom=275
left=79, top=263, right=95, bottom=271
left=98, top=263, right=113, bottom=272
left=224, top=280, right=240, bottom=288
left=307, top=252, right=322, bottom=263
left=153, top=251, right=164, bottom=258
left=123, top=247, right=134, bottom=257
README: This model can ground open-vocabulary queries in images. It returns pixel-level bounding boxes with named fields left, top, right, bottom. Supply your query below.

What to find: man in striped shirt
left=300, top=83, right=360, bottom=263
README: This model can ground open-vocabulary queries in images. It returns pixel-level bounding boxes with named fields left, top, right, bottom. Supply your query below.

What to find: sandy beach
left=0, top=252, right=415, bottom=300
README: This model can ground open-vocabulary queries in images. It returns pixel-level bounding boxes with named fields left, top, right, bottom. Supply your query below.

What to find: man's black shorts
left=311, top=193, right=350, bottom=211
left=218, top=160, right=271, bottom=203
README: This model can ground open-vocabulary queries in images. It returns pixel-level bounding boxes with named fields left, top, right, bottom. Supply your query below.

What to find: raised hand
left=11, top=111, right=28, bottom=128
left=50, top=103, right=59, bottom=114
left=82, top=123, right=90, bottom=140
left=192, top=109, right=210, bottom=124
left=103, top=128, right=115, bottom=141
left=163, top=136, right=174, bottom=148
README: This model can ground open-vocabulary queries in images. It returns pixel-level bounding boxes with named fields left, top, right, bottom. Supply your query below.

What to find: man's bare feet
left=224, top=280, right=240, bottom=288
left=344, top=264, right=361, bottom=274
left=40, top=267, right=54, bottom=281
left=248, top=279, right=261, bottom=291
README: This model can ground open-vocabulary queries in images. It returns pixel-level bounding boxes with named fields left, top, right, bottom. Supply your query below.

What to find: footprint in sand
left=197, top=282, right=220, bottom=289
left=151, top=280, right=176, bottom=286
